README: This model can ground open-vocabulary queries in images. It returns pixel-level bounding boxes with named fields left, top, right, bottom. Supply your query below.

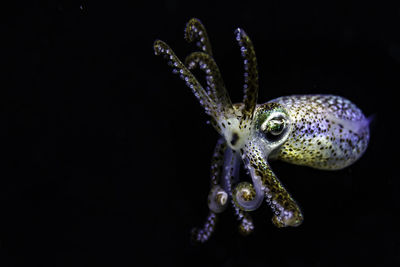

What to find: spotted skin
left=270, top=95, right=370, bottom=170
left=154, top=18, right=370, bottom=242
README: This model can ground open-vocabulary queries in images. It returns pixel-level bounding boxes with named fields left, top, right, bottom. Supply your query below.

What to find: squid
left=154, top=18, right=370, bottom=242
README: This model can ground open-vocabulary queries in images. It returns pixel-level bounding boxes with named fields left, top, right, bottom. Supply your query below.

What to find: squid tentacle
left=185, top=18, right=213, bottom=56
left=245, top=141, right=303, bottom=227
left=238, top=213, right=254, bottom=236
left=191, top=138, right=228, bottom=243
left=231, top=152, right=265, bottom=211
left=210, top=137, right=227, bottom=186
left=185, top=52, right=233, bottom=115
left=235, top=28, right=259, bottom=119
left=153, top=40, right=218, bottom=119
left=191, top=212, right=217, bottom=243
left=223, top=147, right=255, bottom=235
left=258, top=162, right=303, bottom=227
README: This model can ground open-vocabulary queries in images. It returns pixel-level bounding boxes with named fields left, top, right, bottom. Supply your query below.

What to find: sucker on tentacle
left=185, top=52, right=232, bottom=115
left=154, top=18, right=370, bottom=242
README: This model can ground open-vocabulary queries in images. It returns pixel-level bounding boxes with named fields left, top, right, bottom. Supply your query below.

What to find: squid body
left=154, top=18, right=370, bottom=242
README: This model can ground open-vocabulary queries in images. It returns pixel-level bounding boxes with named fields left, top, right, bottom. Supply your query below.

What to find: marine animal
left=154, top=18, right=370, bottom=242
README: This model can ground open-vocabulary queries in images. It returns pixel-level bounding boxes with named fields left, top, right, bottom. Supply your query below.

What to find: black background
left=3, top=1, right=400, bottom=266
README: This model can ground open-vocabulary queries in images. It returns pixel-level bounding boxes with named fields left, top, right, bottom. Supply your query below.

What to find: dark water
left=3, top=1, right=399, bottom=266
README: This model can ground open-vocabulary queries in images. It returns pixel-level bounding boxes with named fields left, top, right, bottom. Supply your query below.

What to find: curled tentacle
left=185, top=52, right=233, bottom=115
left=231, top=155, right=265, bottom=211
left=191, top=138, right=227, bottom=243
left=222, top=147, right=255, bottom=235
left=153, top=40, right=217, bottom=119
left=208, top=185, right=228, bottom=213
left=235, top=28, right=259, bottom=119
left=185, top=18, right=213, bottom=55
left=232, top=181, right=257, bottom=211
left=244, top=140, right=303, bottom=227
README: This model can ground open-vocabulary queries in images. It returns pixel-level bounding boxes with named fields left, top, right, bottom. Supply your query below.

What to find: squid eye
left=265, top=117, right=285, bottom=135
left=261, top=115, right=286, bottom=140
